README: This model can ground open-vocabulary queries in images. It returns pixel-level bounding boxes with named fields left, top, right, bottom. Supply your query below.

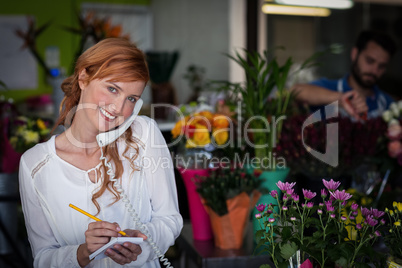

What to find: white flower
left=382, top=110, right=393, bottom=122
left=398, top=100, right=402, bottom=110
left=391, top=104, right=400, bottom=118
left=389, top=118, right=400, bottom=127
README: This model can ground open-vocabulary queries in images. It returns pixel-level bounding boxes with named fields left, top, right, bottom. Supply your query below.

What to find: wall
left=1, top=0, right=149, bottom=103
left=150, top=0, right=232, bottom=105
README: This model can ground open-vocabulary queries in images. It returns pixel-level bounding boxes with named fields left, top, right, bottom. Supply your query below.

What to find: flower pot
left=0, top=172, right=19, bottom=254
left=178, top=168, right=213, bottom=240
left=205, top=190, right=261, bottom=249
left=250, top=167, right=290, bottom=239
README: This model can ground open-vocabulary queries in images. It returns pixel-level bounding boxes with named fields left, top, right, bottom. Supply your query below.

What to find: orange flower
left=213, top=114, right=230, bottom=129
left=171, top=116, right=189, bottom=139
left=186, top=124, right=211, bottom=148
left=213, top=129, right=229, bottom=145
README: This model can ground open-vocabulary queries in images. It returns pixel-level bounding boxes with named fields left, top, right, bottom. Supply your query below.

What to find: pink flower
left=276, top=181, right=296, bottom=192
left=255, top=213, right=262, bottom=219
left=307, top=202, right=313, bottom=209
left=292, top=194, right=300, bottom=203
left=302, top=189, right=317, bottom=200
left=321, top=189, right=327, bottom=198
left=268, top=218, right=275, bottom=223
left=349, top=215, right=355, bottom=220
left=375, top=230, right=381, bottom=237
left=326, top=203, right=335, bottom=212
left=270, top=190, right=278, bottom=198
left=286, top=189, right=294, bottom=196
left=330, top=214, right=336, bottom=219
left=330, top=189, right=352, bottom=202
left=387, top=124, right=402, bottom=140
left=255, top=204, right=266, bottom=212
left=317, top=209, right=323, bottom=214
left=388, top=140, right=402, bottom=158
left=341, top=216, right=347, bottom=221
left=322, top=179, right=341, bottom=191
left=351, top=203, right=359, bottom=211
left=356, top=223, right=362, bottom=230
left=365, top=215, right=378, bottom=227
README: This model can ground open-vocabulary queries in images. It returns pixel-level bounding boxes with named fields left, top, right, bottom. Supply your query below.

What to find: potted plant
left=171, top=108, right=231, bottom=240
left=194, top=167, right=261, bottom=249
left=255, top=179, right=386, bottom=268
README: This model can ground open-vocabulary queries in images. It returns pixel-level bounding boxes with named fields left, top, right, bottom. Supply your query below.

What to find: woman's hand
left=104, top=229, right=147, bottom=265
left=77, top=221, right=123, bottom=267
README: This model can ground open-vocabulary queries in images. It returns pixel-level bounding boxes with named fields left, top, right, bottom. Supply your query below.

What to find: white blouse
left=19, top=116, right=183, bottom=268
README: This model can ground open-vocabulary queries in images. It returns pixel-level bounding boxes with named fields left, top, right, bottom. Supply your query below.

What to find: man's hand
left=340, top=91, right=368, bottom=120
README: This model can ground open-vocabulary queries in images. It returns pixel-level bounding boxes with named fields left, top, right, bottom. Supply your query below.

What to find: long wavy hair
left=53, top=38, right=150, bottom=214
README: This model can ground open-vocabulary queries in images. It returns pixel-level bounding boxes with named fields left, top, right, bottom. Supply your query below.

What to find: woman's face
left=78, top=73, right=145, bottom=133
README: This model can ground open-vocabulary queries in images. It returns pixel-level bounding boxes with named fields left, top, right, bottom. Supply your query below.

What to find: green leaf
left=335, top=257, right=348, bottom=267
left=259, top=265, right=272, bottom=268
left=279, top=242, right=298, bottom=260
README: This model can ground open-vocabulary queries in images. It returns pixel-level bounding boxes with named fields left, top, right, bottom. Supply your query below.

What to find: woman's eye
left=108, top=87, right=117, bottom=93
left=128, top=97, right=137, bottom=103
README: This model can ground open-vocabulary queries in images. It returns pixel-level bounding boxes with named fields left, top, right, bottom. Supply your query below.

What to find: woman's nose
left=109, top=98, right=125, bottom=115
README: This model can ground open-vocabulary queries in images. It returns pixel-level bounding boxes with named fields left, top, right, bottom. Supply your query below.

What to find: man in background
left=291, top=30, right=397, bottom=120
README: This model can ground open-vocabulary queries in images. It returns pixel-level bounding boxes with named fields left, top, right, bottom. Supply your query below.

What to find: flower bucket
left=250, top=167, right=290, bottom=239
left=204, top=190, right=261, bottom=249
left=178, top=167, right=213, bottom=240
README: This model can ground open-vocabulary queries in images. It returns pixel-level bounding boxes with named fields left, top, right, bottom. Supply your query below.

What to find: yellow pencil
left=69, top=204, right=127, bottom=236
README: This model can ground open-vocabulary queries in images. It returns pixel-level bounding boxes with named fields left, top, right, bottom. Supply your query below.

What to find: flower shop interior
left=1, top=0, right=402, bottom=267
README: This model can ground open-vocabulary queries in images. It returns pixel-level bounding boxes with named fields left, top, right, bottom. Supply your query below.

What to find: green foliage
left=194, top=167, right=261, bottom=216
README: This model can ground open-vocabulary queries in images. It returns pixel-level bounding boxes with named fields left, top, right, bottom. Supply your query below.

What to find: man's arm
left=290, top=83, right=342, bottom=106
left=290, top=83, right=368, bottom=120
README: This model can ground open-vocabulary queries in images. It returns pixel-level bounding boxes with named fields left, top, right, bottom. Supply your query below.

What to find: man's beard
left=351, top=60, right=378, bottom=89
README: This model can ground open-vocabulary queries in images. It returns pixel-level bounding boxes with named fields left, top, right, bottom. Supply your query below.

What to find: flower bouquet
left=255, top=179, right=386, bottom=268
left=384, top=202, right=402, bottom=267
left=1, top=99, right=51, bottom=173
left=194, top=167, right=261, bottom=249
left=382, top=100, right=402, bottom=168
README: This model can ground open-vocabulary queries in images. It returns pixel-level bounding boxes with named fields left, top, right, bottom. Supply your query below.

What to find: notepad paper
left=89, top=237, right=144, bottom=260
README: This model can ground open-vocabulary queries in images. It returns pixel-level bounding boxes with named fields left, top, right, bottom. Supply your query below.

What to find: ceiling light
left=262, top=4, right=331, bottom=17
left=275, top=0, right=353, bottom=9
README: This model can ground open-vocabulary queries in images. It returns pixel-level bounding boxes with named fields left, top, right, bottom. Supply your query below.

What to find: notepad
left=89, top=237, right=144, bottom=260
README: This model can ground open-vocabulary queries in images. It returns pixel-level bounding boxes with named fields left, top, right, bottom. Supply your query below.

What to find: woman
left=19, top=38, right=183, bottom=267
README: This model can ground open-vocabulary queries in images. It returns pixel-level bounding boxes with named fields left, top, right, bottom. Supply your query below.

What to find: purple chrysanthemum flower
left=270, top=190, right=278, bottom=198
left=381, top=219, right=386, bottom=225
left=353, top=211, right=358, bottom=216
left=317, top=209, right=323, bottom=215
left=349, top=215, right=355, bottom=220
left=351, top=203, right=359, bottom=211
left=290, top=217, right=296, bottom=221
left=283, top=206, right=288, bottom=211
left=307, top=202, right=313, bottom=209
left=366, top=216, right=378, bottom=227
left=322, top=179, right=341, bottom=191
left=276, top=181, right=296, bottom=192
left=375, top=230, right=381, bottom=237
left=370, top=208, right=385, bottom=219
left=268, top=218, right=275, bottom=223
left=255, top=204, right=266, bottom=212
left=330, top=189, right=352, bottom=202
left=302, top=189, right=317, bottom=200
left=255, top=213, right=262, bottom=219
left=286, top=189, right=294, bottom=196
left=326, top=203, right=335, bottom=212
left=292, top=194, right=300, bottom=203
left=330, top=214, right=336, bottom=219
left=267, top=209, right=273, bottom=214
left=356, top=223, right=362, bottom=230
left=321, top=189, right=327, bottom=198
left=361, top=207, right=370, bottom=217
left=341, top=216, right=347, bottom=221
left=319, top=202, right=324, bottom=207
